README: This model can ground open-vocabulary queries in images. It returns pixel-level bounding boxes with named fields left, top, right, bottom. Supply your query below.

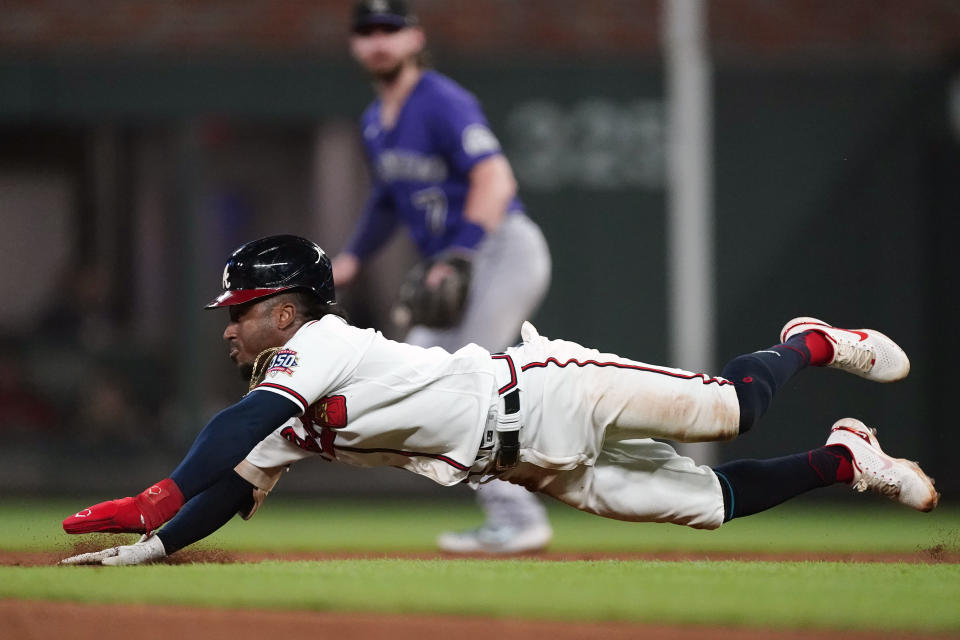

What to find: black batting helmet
left=205, top=235, right=336, bottom=309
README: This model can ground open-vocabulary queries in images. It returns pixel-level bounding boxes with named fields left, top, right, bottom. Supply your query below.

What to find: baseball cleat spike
left=826, top=418, right=938, bottom=512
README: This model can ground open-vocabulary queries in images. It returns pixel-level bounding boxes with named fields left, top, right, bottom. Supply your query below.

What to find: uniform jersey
left=348, top=70, right=524, bottom=259
left=250, top=315, right=498, bottom=485
left=245, top=319, right=740, bottom=529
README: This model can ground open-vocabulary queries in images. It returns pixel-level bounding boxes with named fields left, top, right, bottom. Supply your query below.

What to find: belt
left=491, top=353, right=522, bottom=471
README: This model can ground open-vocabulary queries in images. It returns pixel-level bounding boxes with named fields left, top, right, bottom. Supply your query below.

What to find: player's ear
left=274, top=301, right=299, bottom=331
left=409, top=26, right=425, bottom=51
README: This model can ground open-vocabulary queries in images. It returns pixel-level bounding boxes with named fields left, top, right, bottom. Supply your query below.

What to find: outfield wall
left=0, top=57, right=956, bottom=497
left=0, top=0, right=957, bottom=496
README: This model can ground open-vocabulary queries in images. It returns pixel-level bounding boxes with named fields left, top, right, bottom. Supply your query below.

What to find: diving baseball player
left=61, top=235, right=938, bottom=566
left=332, top=0, right=553, bottom=553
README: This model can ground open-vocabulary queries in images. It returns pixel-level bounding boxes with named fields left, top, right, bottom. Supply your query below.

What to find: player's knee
left=721, top=354, right=774, bottom=434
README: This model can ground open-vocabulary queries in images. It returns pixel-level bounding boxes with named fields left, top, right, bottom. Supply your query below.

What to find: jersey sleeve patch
left=461, top=124, right=501, bottom=157
left=266, top=348, right=299, bottom=377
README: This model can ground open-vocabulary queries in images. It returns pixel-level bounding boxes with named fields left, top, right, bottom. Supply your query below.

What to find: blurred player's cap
left=352, top=0, right=418, bottom=33
left=205, top=235, right=336, bottom=309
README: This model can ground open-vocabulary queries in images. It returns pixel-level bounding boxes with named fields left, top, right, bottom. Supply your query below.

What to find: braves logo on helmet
left=205, top=235, right=336, bottom=309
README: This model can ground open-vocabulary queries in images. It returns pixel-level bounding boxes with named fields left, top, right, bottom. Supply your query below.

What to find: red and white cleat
left=826, top=418, right=938, bottom=512
left=781, top=316, right=910, bottom=382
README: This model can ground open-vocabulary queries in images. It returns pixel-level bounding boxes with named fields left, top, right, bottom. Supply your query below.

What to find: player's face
left=349, top=25, right=424, bottom=80
left=222, top=299, right=285, bottom=380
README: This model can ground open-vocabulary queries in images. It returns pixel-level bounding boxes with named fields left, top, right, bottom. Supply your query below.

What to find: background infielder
left=61, top=235, right=939, bottom=566
left=332, top=0, right=553, bottom=553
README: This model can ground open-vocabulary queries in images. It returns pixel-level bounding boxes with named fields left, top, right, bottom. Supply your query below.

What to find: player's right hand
left=62, top=478, right=185, bottom=535
left=60, top=534, right=166, bottom=566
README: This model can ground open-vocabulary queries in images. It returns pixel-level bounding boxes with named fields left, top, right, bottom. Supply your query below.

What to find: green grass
left=0, top=560, right=958, bottom=631
left=2, top=497, right=959, bottom=632
left=3, top=495, right=958, bottom=554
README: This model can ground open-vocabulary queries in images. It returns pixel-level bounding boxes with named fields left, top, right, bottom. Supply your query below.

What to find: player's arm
left=157, top=470, right=257, bottom=555
left=61, top=470, right=260, bottom=565
left=421, top=155, right=518, bottom=293
left=62, top=390, right=299, bottom=535
left=432, top=93, right=514, bottom=259
left=463, top=154, right=517, bottom=233
left=332, top=184, right=398, bottom=286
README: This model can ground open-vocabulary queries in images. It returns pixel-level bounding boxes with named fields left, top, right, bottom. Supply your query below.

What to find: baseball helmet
left=352, top=0, right=418, bottom=33
left=205, top=235, right=336, bottom=309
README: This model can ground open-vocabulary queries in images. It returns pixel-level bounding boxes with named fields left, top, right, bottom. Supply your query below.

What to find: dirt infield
left=2, top=599, right=958, bottom=640
left=3, top=548, right=958, bottom=640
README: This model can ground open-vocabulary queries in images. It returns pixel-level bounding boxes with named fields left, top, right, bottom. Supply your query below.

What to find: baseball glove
left=392, top=255, right=472, bottom=330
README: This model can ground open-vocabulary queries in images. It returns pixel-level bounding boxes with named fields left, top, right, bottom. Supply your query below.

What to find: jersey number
left=412, top=187, right=448, bottom=236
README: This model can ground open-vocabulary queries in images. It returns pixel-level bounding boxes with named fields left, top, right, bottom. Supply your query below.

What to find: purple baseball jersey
left=347, top=70, right=524, bottom=259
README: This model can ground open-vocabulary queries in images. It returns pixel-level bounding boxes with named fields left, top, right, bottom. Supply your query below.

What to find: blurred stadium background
left=0, top=0, right=957, bottom=503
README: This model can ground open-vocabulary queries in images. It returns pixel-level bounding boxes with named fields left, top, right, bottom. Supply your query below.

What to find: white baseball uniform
left=246, top=316, right=740, bottom=529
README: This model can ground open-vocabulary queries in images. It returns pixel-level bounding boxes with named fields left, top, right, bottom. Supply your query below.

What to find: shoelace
left=833, top=339, right=875, bottom=373
left=853, top=474, right=900, bottom=498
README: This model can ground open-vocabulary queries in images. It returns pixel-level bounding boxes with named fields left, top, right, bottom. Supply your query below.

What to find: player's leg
left=503, top=419, right=937, bottom=529
left=721, top=317, right=910, bottom=433
left=501, top=439, right=727, bottom=529
left=427, top=214, right=553, bottom=552
left=436, top=480, right=553, bottom=553
left=712, top=445, right=853, bottom=521
left=519, top=331, right=743, bottom=444
left=575, top=316, right=910, bottom=443
left=714, top=417, right=938, bottom=520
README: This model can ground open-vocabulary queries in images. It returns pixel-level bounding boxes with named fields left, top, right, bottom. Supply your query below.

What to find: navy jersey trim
left=520, top=357, right=733, bottom=386
left=256, top=382, right=310, bottom=412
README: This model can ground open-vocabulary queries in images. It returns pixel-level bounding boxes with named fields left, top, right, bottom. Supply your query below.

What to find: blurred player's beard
left=238, top=362, right=254, bottom=382
left=369, top=61, right=404, bottom=84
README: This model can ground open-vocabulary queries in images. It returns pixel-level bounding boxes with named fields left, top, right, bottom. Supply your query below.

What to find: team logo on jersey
left=306, top=395, right=348, bottom=429
left=462, top=124, right=500, bottom=156
left=266, top=348, right=299, bottom=376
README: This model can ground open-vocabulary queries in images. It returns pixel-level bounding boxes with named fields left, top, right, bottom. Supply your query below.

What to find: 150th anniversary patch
left=267, top=348, right=299, bottom=376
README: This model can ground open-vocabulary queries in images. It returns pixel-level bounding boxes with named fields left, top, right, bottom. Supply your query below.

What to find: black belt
left=491, top=354, right=522, bottom=471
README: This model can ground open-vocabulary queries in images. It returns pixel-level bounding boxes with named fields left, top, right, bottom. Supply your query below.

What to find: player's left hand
left=392, top=255, right=472, bottom=330
left=59, top=534, right=166, bottom=566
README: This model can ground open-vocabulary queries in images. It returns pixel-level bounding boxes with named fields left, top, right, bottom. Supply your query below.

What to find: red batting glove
left=62, top=478, right=185, bottom=535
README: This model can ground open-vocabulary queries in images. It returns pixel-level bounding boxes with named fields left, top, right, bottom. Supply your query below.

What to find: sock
left=801, top=330, right=834, bottom=366
left=720, top=333, right=812, bottom=432
left=714, top=445, right=854, bottom=522
left=814, top=444, right=854, bottom=484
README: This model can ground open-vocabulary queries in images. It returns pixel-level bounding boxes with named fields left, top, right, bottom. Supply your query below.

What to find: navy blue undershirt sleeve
left=170, top=390, right=299, bottom=499
left=157, top=471, right=255, bottom=555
